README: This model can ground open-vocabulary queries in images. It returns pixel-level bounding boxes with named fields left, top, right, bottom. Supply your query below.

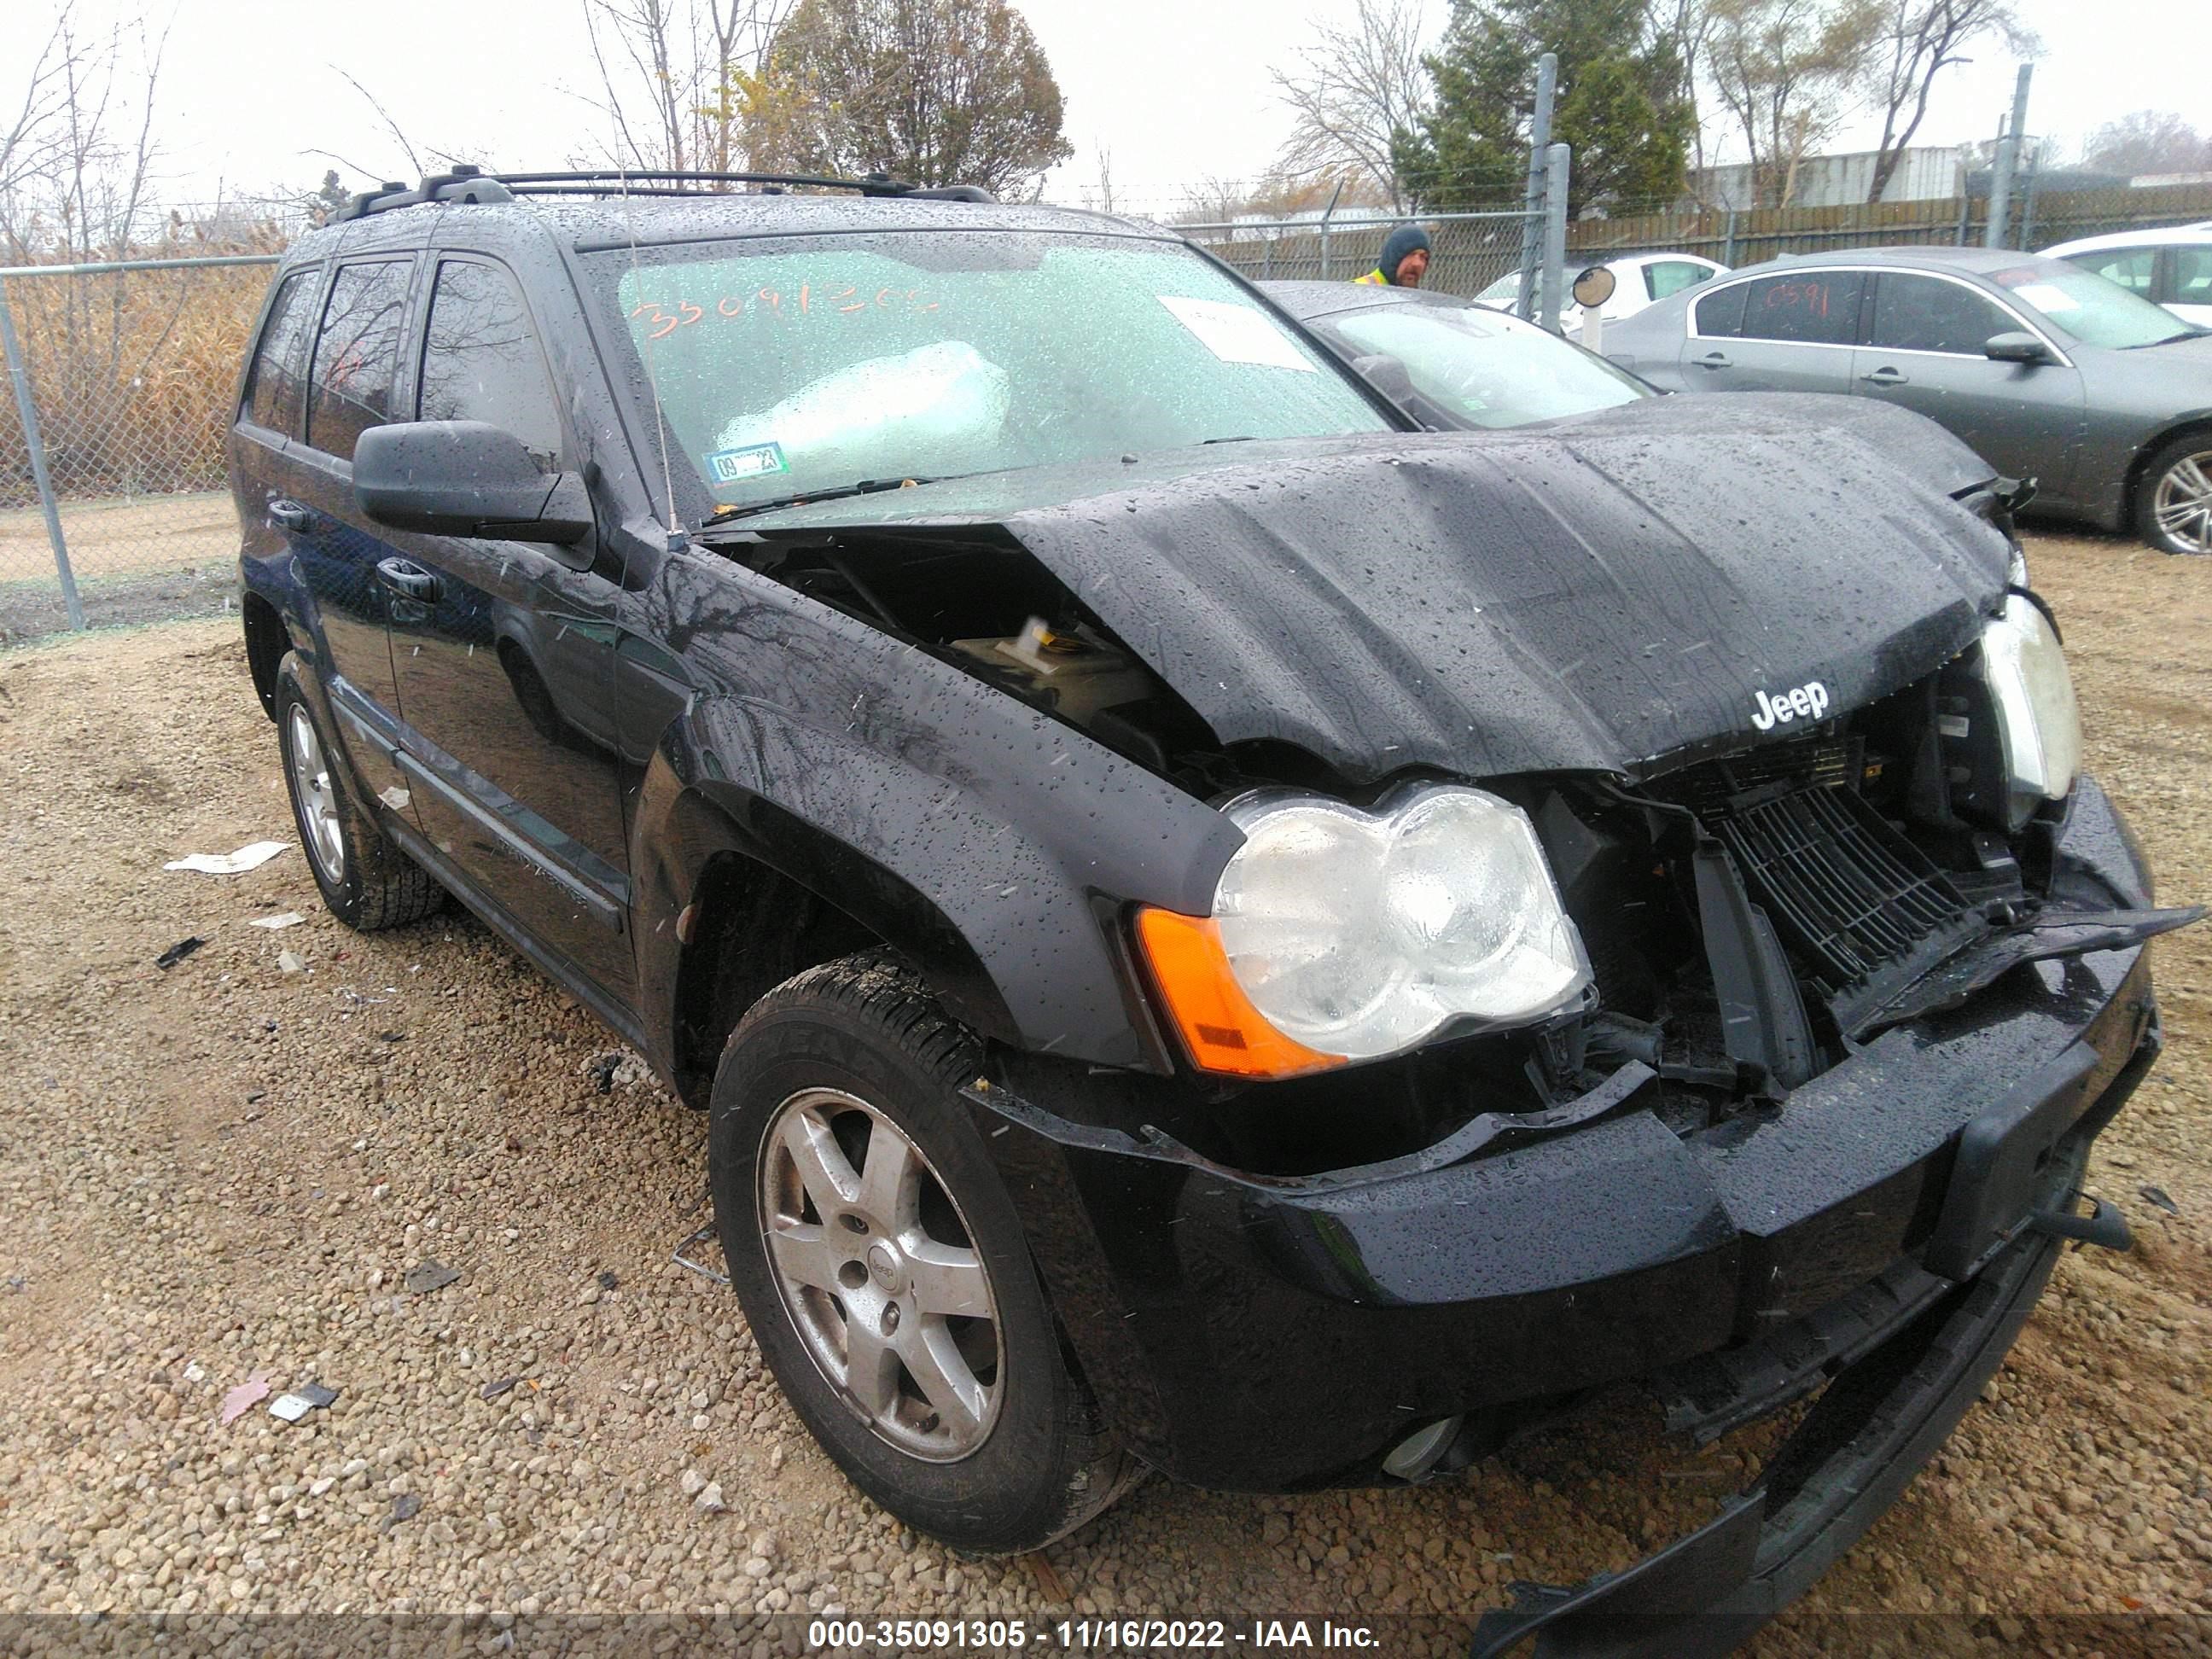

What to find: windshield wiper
left=2132, top=330, right=2206, bottom=348
left=699, top=476, right=939, bottom=527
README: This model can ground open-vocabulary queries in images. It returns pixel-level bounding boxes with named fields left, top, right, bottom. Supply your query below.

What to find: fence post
left=0, top=279, right=84, bottom=632
left=1516, top=52, right=1558, bottom=322
left=1318, top=181, right=1343, bottom=281
left=1722, top=209, right=1738, bottom=268
left=1984, top=64, right=2033, bottom=251
left=2018, top=147, right=2040, bottom=252
left=1540, top=143, right=1570, bottom=334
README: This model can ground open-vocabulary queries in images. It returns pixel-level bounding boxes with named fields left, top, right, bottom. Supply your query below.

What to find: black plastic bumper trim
left=1467, top=1030, right=2158, bottom=1659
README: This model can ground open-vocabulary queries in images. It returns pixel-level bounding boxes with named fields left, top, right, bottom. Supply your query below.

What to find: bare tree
left=1080, top=143, right=1116, bottom=214
left=1268, top=0, right=1429, bottom=211
left=2083, top=110, right=2212, bottom=178
left=1860, top=0, right=2032, bottom=201
left=1704, top=0, right=1881, bottom=207
left=0, top=6, right=171, bottom=260
left=579, top=0, right=799, bottom=173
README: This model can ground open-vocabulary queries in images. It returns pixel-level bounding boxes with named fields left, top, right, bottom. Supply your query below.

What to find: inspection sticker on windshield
left=2008, top=282, right=2080, bottom=314
left=1157, top=295, right=1317, bottom=372
left=705, top=441, right=788, bottom=484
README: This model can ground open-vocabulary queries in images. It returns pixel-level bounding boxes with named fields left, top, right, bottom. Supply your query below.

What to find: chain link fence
left=1179, top=207, right=1539, bottom=300
left=0, top=254, right=276, bottom=643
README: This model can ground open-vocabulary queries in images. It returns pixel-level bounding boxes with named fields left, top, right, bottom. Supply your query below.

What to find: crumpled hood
left=742, top=399, right=2013, bottom=782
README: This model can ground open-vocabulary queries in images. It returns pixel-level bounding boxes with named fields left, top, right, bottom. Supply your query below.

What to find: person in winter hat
left=1354, top=224, right=1430, bottom=287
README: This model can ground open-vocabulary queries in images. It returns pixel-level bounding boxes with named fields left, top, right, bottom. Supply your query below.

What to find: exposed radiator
left=1668, top=737, right=1986, bottom=1025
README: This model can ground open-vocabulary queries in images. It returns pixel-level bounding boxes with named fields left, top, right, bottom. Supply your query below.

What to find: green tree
left=1392, top=0, right=1696, bottom=216
left=744, top=0, right=1072, bottom=198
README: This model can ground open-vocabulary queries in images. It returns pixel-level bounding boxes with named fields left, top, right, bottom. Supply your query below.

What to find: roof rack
left=334, top=164, right=996, bottom=222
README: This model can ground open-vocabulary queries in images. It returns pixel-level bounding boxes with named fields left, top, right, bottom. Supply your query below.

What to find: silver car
left=1602, top=246, right=2212, bottom=554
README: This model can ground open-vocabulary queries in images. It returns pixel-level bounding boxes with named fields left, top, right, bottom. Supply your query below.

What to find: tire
left=2136, top=431, right=2212, bottom=556
left=709, top=952, right=1131, bottom=1554
left=275, top=655, right=444, bottom=931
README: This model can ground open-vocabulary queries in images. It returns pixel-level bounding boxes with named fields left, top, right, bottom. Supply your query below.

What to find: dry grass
left=0, top=254, right=276, bottom=511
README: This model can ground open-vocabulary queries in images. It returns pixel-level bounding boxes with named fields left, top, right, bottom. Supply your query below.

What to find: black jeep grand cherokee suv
left=230, top=167, right=2193, bottom=1651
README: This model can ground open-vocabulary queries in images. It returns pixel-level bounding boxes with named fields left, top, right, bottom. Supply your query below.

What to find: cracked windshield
left=604, top=232, right=1390, bottom=509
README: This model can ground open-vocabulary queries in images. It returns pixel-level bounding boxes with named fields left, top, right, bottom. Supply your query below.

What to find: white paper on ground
left=250, top=912, right=306, bottom=929
left=1157, top=295, right=1318, bottom=372
left=164, top=841, right=288, bottom=875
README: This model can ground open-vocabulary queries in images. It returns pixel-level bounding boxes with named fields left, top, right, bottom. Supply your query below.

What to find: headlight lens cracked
left=1213, top=783, right=1592, bottom=1061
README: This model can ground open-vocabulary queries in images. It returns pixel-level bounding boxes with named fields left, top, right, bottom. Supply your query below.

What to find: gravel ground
left=0, top=530, right=2206, bottom=1656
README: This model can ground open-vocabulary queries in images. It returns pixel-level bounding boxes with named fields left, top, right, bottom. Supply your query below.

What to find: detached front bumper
left=966, top=780, right=2169, bottom=1500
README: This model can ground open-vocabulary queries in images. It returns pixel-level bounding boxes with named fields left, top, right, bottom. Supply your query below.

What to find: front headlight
left=1138, top=783, right=1592, bottom=1075
left=1980, top=593, right=2081, bottom=830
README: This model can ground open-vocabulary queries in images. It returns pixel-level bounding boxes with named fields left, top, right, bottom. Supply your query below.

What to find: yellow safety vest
left=1353, top=268, right=1388, bottom=285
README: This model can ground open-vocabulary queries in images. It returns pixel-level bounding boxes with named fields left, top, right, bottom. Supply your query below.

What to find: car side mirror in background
left=1351, top=352, right=1417, bottom=405
left=1983, top=332, right=2054, bottom=365
left=353, top=421, right=594, bottom=545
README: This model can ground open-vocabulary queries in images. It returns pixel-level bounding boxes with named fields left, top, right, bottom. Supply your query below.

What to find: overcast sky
left=3, top=0, right=2203, bottom=219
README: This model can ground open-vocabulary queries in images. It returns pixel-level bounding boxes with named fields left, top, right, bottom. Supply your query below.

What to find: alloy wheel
left=2152, top=447, right=2212, bottom=554
left=757, top=1086, right=1004, bottom=1462
left=287, top=704, right=346, bottom=883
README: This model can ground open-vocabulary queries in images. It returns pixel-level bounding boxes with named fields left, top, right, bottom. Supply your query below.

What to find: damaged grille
left=1670, top=737, right=1986, bottom=1027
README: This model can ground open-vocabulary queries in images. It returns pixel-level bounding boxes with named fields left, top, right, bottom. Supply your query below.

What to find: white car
left=1472, top=251, right=1728, bottom=335
left=2040, top=228, right=2212, bottom=329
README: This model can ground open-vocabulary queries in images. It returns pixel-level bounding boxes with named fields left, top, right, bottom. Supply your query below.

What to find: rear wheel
left=2137, top=433, right=2212, bottom=555
left=709, top=952, right=1130, bottom=1554
left=275, top=656, right=443, bottom=931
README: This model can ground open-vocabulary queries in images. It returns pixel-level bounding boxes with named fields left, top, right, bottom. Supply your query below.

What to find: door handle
left=1691, top=350, right=1732, bottom=370
left=375, top=558, right=444, bottom=602
left=1859, top=366, right=1909, bottom=387
left=267, top=499, right=312, bottom=532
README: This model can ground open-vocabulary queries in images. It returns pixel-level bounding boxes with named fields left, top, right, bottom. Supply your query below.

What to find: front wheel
left=2137, top=433, right=2212, bottom=555
left=709, top=952, right=1130, bottom=1554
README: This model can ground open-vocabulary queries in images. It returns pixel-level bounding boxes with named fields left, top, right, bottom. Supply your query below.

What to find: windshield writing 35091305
left=628, top=287, right=938, bottom=339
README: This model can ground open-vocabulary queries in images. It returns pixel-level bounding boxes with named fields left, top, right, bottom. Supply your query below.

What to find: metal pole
left=1516, top=51, right=1557, bottom=321
left=0, top=279, right=84, bottom=632
left=1984, top=64, right=2032, bottom=250
left=1541, top=143, right=1570, bottom=334
left=1318, top=180, right=1344, bottom=281
left=2018, top=143, right=2039, bottom=251
left=1955, top=188, right=1971, bottom=247
left=1722, top=208, right=1738, bottom=267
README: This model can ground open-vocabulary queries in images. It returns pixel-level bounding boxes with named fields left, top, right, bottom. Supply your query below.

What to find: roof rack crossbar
left=333, top=165, right=997, bottom=222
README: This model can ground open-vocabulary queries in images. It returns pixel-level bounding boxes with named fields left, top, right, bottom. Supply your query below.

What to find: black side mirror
left=1983, top=331, right=2054, bottom=365
left=353, top=421, right=593, bottom=544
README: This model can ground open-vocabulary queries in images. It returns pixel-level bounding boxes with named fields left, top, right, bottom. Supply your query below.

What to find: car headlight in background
left=1980, top=593, right=2081, bottom=830
left=1137, top=783, right=1592, bottom=1077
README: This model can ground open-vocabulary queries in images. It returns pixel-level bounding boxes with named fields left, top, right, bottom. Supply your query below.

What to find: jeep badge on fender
left=1752, top=679, right=1831, bottom=731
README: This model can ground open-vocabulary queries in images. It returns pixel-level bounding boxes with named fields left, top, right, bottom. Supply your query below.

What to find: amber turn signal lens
left=1134, top=907, right=1347, bottom=1080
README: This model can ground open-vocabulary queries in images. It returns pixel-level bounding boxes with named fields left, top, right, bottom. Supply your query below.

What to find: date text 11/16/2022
left=806, top=1620, right=1382, bottom=1650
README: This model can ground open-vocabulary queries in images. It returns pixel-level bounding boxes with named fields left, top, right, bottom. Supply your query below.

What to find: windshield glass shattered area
left=1987, top=257, right=2191, bottom=349
left=1329, top=303, right=1650, bottom=428
left=598, top=232, right=1390, bottom=508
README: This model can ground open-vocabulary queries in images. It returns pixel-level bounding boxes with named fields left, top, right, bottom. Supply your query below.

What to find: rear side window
left=2066, top=247, right=2155, bottom=294
left=1737, top=271, right=1864, bottom=346
left=1868, top=273, right=2014, bottom=356
left=2171, top=247, right=2212, bottom=307
left=307, top=259, right=413, bottom=462
left=1692, top=282, right=1748, bottom=338
left=417, top=259, right=563, bottom=466
left=1644, top=260, right=1714, bottom=302
left=242, top=268, right=320, bottom=436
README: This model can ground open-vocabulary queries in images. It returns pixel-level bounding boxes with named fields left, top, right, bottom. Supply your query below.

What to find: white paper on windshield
left=1157, top=296, right=1317, bottom=372
left=2010, top=282, right=2080, bottom=314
